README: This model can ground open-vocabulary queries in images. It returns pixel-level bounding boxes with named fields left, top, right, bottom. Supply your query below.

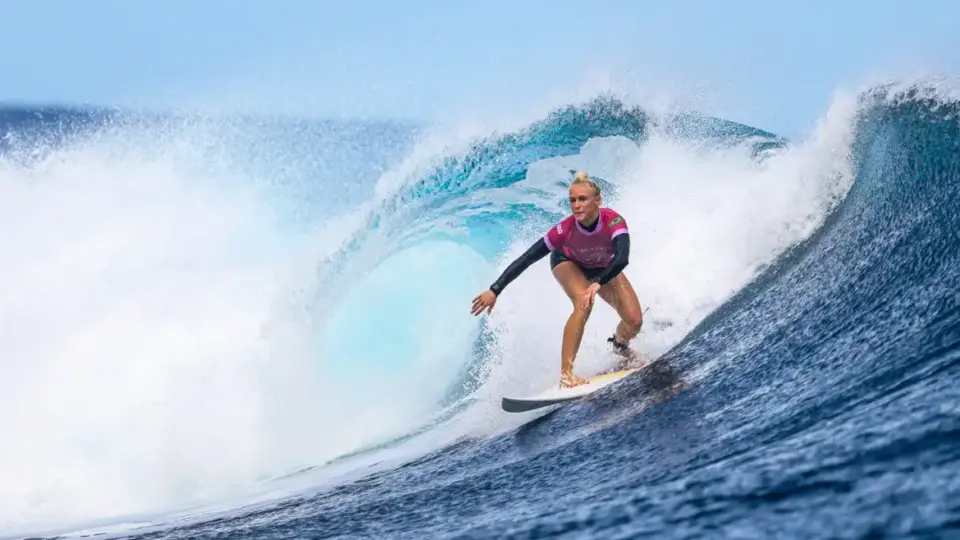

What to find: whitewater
left=0, top=81, right=957, bottom=539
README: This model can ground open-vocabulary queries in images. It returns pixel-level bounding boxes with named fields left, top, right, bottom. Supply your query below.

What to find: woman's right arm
left=489, top=238, right=551, bottom=296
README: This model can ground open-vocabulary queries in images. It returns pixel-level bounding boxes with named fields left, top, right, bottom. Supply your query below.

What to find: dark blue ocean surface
left=1, top=86, right=957, bottom=539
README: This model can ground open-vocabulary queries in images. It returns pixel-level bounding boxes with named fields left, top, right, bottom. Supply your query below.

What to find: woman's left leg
left=597, top=272, right=644, bottom=347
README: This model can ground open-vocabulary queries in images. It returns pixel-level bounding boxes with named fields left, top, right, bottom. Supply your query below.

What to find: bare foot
left=608, top=336, right=651, bottom=370
left=560, top=371, right=589, bottom=388
left=615, top=349, right=651, bottom=371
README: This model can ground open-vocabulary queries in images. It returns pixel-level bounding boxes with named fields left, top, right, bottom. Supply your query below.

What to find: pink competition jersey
left=543, top=208, right=629, bottom=268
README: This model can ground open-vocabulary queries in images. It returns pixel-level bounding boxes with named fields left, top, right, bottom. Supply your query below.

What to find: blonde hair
left=571, top=171, right=600, bottom=196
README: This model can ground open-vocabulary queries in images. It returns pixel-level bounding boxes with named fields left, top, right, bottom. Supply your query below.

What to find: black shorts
left=550, top=250, right=606, bottom=280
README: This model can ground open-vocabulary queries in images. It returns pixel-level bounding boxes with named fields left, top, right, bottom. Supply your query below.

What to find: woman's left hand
left=580, top=282, right=602, bottom=311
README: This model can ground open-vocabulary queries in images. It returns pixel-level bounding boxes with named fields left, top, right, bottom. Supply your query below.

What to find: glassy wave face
left=1, top=85, right=957, bottom=539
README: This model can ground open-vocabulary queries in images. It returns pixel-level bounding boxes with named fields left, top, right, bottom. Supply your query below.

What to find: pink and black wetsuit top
left=544, top=208, right=629, bottom=268
left=489, top=208, right=631, bottom=296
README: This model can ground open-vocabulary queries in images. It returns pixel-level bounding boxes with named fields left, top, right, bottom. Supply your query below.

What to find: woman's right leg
left=551, top=260, right=593, bottom=386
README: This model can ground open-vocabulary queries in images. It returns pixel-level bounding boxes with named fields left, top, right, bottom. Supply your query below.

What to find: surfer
left=470, top=171, right=644, bottom=388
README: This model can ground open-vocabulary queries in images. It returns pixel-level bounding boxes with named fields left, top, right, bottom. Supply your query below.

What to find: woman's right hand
left=471, top=289, right=497, bottom=316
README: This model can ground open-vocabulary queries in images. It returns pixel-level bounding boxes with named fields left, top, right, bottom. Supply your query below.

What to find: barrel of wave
left=319, top=238, right=491, bottom=439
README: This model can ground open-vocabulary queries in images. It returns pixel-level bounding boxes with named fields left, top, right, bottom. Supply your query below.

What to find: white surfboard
left=501, top=368, right=640, bottom=413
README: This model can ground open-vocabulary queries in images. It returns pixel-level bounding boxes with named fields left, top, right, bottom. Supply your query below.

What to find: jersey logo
left=556, top=223, right=563, bottom=233
left=608, top=216, right=623, bottom=227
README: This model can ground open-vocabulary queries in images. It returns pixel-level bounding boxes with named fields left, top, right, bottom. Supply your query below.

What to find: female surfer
left=470, top=171, right=644, bottom=387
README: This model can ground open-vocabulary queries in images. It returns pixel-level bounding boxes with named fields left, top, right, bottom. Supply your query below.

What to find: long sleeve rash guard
left=488, top=233, right=630, bottom=297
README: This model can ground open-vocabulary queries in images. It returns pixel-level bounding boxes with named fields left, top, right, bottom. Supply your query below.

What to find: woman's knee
left=571, top=300, right=594, bottom=319
left=623, top=309, right=643, bottom=331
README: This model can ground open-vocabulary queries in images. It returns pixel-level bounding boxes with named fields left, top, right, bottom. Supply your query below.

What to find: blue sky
left=2, top=0, right=957, bottom=137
